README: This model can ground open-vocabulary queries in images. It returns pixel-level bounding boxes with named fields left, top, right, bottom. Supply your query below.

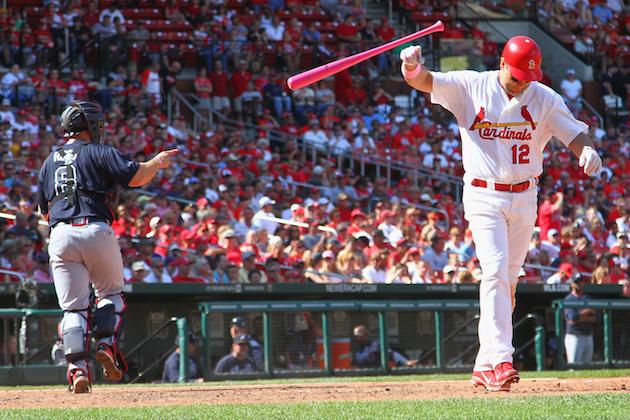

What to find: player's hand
left=154, top=149, right=179, bottom=169
left=399, top=45, right=424, bottom=66
left=578, top=146, right=601, bottom=177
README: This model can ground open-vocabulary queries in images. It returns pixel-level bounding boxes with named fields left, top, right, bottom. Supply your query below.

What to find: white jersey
left=431, top=70, right=588, bottom=183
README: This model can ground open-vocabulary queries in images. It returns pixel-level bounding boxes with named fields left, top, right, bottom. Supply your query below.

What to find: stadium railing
left=169, top=88, right=465, bottom=201
left=197, top=299, right=546, bottom=380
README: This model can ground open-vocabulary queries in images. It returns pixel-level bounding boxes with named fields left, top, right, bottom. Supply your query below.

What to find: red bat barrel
left=287, top=20, right=444, bottom=91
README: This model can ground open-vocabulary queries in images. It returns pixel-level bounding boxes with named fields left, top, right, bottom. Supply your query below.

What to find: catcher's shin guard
left=92, top=293, right=128, bottom=380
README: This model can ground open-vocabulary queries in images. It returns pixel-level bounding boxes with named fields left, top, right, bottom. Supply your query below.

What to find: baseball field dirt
left=3, top=376, right=629, bottom=409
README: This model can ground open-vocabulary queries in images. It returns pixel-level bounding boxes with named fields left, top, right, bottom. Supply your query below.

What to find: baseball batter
left=400, top=37, right=601, bottom=391
left=38, top=101, right=178, bottom=393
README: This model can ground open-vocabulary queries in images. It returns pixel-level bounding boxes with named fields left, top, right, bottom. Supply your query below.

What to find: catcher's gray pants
left=49, top=221, right=124, bottom=309
left=48, top=221, right=124, bottom=372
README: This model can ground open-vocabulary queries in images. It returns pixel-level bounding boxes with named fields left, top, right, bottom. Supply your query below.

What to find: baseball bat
left=287, top=20, right=444, bottom=91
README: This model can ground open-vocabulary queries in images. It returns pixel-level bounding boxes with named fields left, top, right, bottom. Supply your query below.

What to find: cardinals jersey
left=431, top=70, right=588, bottom=183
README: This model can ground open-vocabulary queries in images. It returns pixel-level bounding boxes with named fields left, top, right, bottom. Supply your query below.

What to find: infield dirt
left=2, top=376, right=629, bottom=408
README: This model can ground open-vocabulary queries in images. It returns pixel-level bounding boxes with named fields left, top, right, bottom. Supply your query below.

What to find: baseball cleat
left=494, top=362, right=520, bottom=388
left=69, top=369, right=91, bottom=394
left=95, top=344, right=123, bottom=381
left=471, top=370, right=511, bottom=392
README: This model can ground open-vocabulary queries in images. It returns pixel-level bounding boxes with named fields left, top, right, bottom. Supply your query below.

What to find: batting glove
left=578, top=146, right=602, bottom=177
left=399, top=45, right=425, bottom=66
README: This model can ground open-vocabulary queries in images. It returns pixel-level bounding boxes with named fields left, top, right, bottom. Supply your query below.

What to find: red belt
left=67, top=217, right=108, bottom=226
left=471, top=178, right=534, bottom=193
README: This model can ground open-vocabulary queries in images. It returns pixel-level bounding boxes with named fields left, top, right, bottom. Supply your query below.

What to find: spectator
left=422, top=141, right=449, bottom=169
left=252, top=196, right=278, bottom=235
left=1, top=65, right=31, bottom=105
left=209, top=60, right=231, bottom=114
left=129, top=261, right=152, bottom=283
left=336, top=15, right=361, bottom=43
left=140, top=62, right=162, bottom=105
left=361, top=250, right=389, bottom=283
left=560, top=69, right=583, bottom=113
left=265, top=257, right=285, bottom=283
left=231, top=60, right=252, bottom=119
left=422, top=234, right=449, bottom=273
left=214, top=334, right=256, bottom=374
left=303, top=119, right=329, bottom=152
left=211, top=253, right=230, bottom=284
left=144, top=256, right=172, bottom=283
left=546, top=262, right=574, bottom=284
left=263, top=15, right=285, bottom=42
left=194, top=67, right=213, bottom=109
left=353, top=128, right=376, bottom=154
left=162, top=333, right=202, bottom=383
left=537, top=191, right=563, bottom=241
left=378, top=210, right=403, bottom=245
left=591, top=266, right=611, bottom=285
left=99, top=3, right=125, bottom=24
left=92, top=15, right=117, bottom=40
left=563, top=274, right=595, bottom=365
left=541, top=228, right=561, bottom=263
left=171, top=257, right=204, bottom=283
left=263, top=76, right=291, bottom=118
left=444, top=227, right=475, bottom=263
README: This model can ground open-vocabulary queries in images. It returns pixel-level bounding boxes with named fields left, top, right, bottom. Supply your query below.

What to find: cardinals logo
left=469, top=106, right=537, bottom=141
left=520, top=106, right=536, bottom=130
left=469, top=107, right=486, bottom=130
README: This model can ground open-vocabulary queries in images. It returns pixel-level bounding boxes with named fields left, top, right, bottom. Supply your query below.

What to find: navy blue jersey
left=214, top=354, right=256, bottom=374
left=38, top=141, right=139, bottom=227
left=161, top=351, right=200, bottom=382
left=564, top=293, right=593, bottom=335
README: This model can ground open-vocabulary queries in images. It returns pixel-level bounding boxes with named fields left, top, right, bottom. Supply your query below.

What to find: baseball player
left=37, top=100, right=178, bottom=393
left=400, top=36, right=601, bottom=391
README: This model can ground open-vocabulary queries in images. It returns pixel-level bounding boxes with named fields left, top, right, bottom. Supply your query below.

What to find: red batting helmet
left=501, top=36, right=543, bottom=82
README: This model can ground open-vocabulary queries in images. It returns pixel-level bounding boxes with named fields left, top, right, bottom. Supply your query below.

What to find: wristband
left=401, top=62, right=422, bottom=80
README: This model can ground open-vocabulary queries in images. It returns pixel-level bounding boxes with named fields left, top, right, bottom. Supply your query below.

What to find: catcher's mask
left=60, top=100, right=105, bottom=143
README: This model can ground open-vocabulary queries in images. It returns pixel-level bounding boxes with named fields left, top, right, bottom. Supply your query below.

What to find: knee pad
left=92, top=304, right=116, bottom=339
left=62, top=310, right=89, bottom=363
left=93, top=293, right=126, bottom=340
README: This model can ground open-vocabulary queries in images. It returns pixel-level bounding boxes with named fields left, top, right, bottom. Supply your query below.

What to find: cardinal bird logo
left=520, top=106, right=536, bottom=130
left=469, top=107, right=486, bottom=130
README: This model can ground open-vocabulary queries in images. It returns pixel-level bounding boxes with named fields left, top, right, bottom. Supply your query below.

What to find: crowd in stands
left=0, top=1, right=627, bottom=292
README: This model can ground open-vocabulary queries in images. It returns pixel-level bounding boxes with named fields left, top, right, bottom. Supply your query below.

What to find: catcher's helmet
left=501, top=36, right=543, bottom=82
left=60, top=100, right=105, bottom=143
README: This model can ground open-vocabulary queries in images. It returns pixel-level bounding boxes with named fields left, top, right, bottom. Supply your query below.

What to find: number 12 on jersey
left=511, top=144, right=530, bottom=164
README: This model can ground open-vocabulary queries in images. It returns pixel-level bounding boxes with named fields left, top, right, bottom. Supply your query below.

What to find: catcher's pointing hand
left=400, top=45, right=425, bottom=66
left=578, top=146, right=601, bottom=177
left=154, top=149, right=180, bottom=169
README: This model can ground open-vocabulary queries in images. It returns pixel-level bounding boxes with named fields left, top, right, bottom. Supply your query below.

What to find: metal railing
left=198, top=299, right=546, bottom=379
left=125, top=316, right=190, bottom=384
left=0, top=307, right=63, bottom=366
left=168, top=88, right=464, bottom=200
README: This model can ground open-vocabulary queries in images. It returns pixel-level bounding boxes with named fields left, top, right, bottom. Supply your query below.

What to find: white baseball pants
left=463, top=184, right=538, bottom=371
left=565, top=333, right=593, bottom=365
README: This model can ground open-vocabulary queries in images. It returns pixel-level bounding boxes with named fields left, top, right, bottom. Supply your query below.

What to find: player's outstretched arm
left=568, top=132, right=602, bottom=177
left=400, top=45, right=433, bottom=93
left=128, top=149, right=179, bottom=187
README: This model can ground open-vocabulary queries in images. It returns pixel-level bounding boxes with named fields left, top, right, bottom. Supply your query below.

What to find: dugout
left=0, top=282, right=625, bottom=385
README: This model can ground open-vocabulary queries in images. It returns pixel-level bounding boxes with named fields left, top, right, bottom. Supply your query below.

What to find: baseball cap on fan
left=259, top=196, right=275, bottom=207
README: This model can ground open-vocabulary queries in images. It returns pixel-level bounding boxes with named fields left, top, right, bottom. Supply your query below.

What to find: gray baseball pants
left=48, top=221, right=125, bottom=373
